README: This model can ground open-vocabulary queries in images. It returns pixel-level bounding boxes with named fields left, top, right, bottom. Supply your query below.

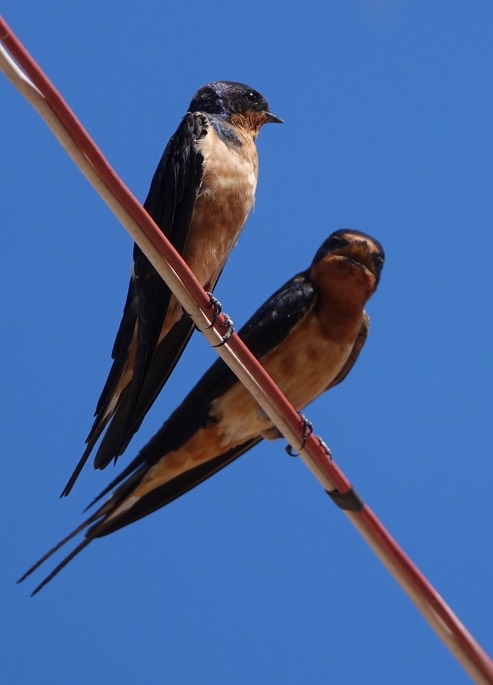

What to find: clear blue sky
left=2, top=2, right=493, bottom=683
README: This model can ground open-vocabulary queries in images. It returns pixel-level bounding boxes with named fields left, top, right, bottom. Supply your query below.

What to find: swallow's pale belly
left=157, top=123, right=259, bottom=343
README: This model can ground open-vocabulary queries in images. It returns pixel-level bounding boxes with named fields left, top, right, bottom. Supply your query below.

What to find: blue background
left=2, top=2, right=492, bottom=683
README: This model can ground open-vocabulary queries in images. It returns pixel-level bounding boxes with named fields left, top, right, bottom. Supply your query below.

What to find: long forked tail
left=21, top=437, right=263, bottom=595
left=62, top=316, right=194, bottom=498
left=60, top=357, right=131, bottom=497
left=60, top=424, right=110, bottom=497
left=17, top=509, right=103, bottom=596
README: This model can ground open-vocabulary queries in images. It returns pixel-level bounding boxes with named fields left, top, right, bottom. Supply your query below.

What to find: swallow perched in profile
left=62, top=81, right=282, bottom=496
left=20, top=229, right=384, bottom=594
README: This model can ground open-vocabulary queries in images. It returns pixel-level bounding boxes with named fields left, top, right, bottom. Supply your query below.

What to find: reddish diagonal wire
left=2, top=17, right=493, bottom=684
left=351, top=507, right=493, bottom=682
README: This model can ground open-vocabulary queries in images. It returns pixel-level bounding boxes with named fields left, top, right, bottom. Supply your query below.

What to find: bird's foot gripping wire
left=205, top=293, right=235, bottom=347
left=212, top=314, right=235, bottom=346
left=205, top=292, right=223, bottom=327
left=285, top=414, right=313, bottom=457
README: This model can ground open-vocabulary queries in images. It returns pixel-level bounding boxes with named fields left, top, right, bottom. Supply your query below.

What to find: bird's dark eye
left=330, top=233, right=350, bottom=248
left=372, top=253, right=384, bottom=271
left=244, top=90, right=261, bottom=105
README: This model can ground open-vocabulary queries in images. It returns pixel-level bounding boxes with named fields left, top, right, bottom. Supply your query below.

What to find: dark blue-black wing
left=62, top=113, right=207, bottom=496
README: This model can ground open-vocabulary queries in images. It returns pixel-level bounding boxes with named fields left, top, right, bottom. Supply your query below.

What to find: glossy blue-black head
left=189, top=81, right=283, bottom=125
left=312, top=229, right=385, bottom=284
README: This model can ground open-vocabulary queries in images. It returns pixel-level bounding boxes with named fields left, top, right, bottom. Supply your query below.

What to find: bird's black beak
left=331, top=241, right=380, bottom=279
left=263, top=111, right=284, bottom=124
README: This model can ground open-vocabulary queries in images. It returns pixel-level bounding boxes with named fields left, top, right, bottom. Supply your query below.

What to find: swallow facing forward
left=62, top=81, right=282, bottom=496
left=20, top=229, right=384, bottom=594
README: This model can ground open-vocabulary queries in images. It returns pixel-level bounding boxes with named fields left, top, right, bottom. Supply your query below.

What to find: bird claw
left=285, top=414, right=313, bottom=457
left=206, top=292, right=223, bottom=327
left=205, top=293, right=235, bottom=345
left=212, top=314, right=235, bottom=347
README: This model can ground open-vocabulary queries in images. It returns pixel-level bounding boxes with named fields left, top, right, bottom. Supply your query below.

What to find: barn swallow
left=20, top=229, right=384, bottom=594
left=62, top=81, right=282, bottom=496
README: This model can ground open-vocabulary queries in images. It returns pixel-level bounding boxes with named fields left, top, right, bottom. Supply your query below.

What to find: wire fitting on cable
left=327, top=487, right=365, bottom=512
